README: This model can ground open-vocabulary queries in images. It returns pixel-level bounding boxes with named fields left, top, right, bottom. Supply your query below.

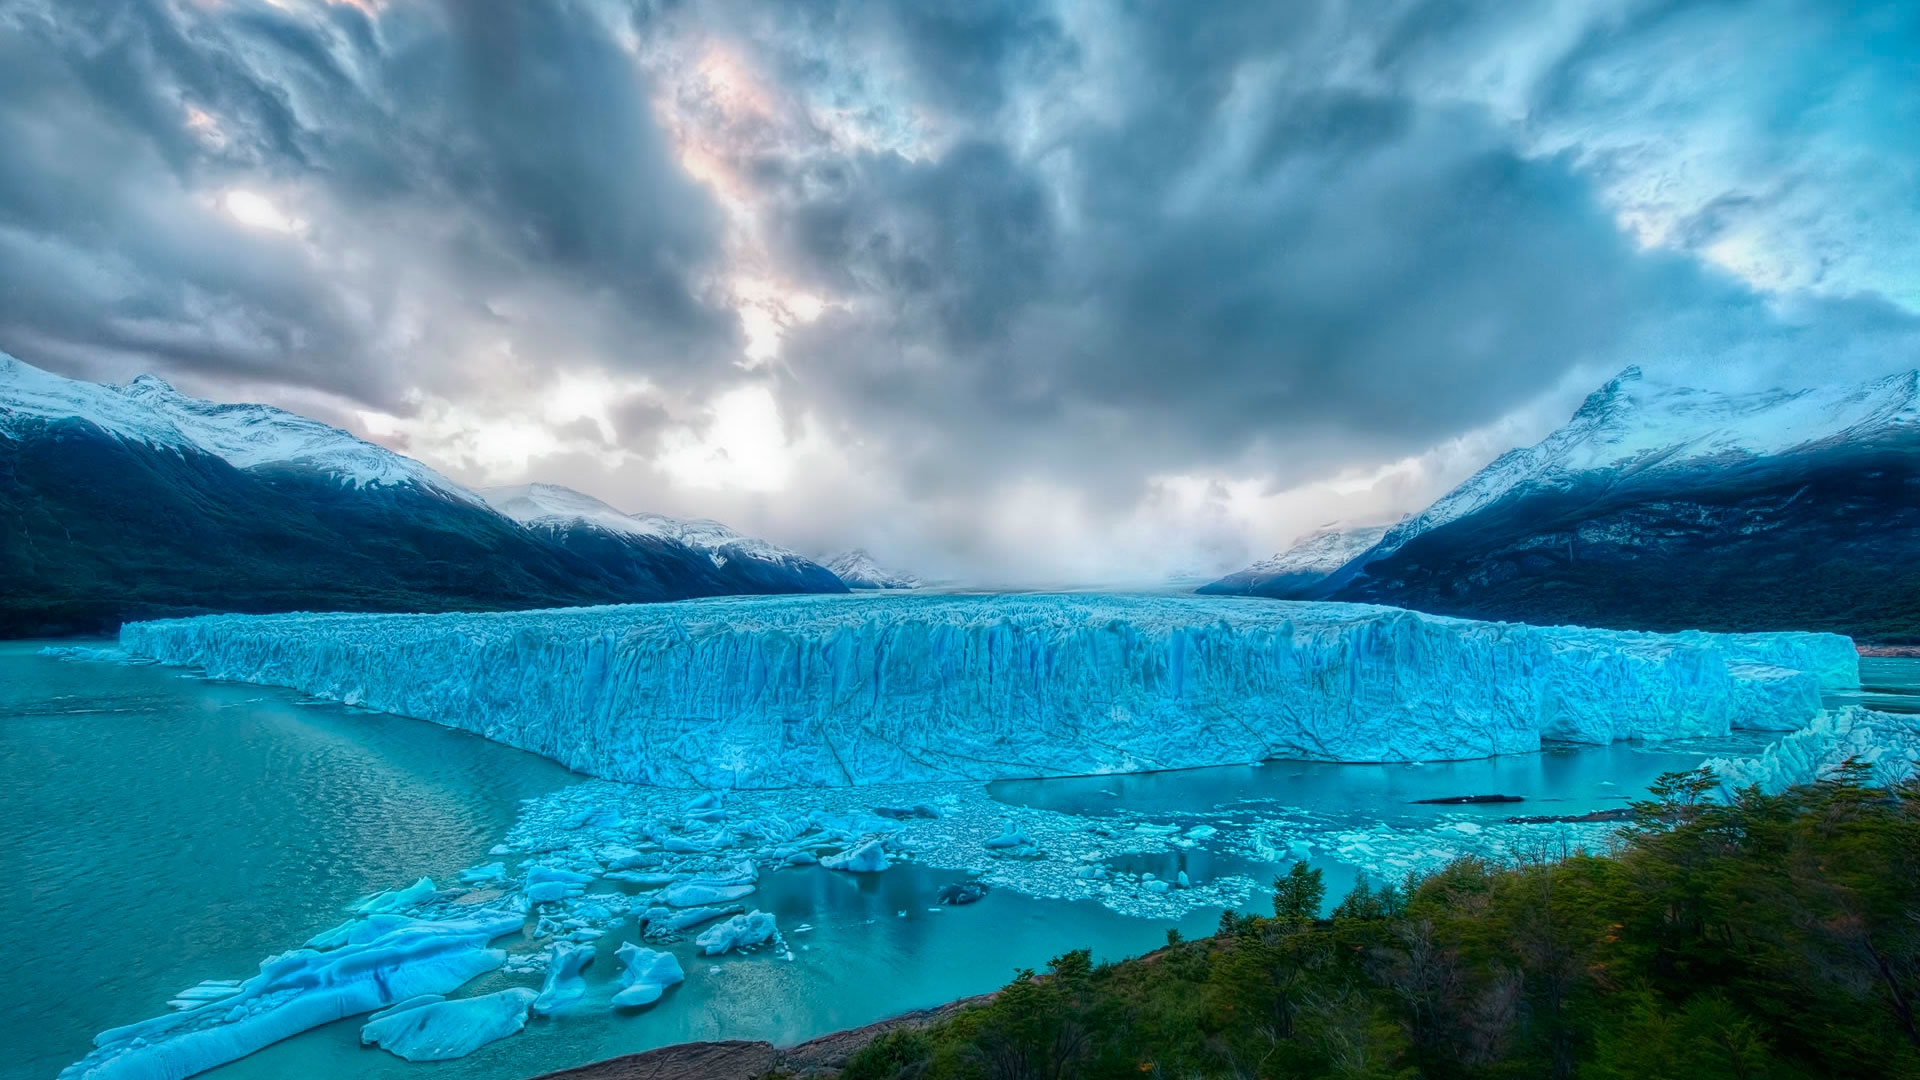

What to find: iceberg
left=357, top=876, right=436, bottom=914
left=119, top=594, right=1857, bottom=787
left=360, top=986, right=537, bottom=1062
left=695, top=910, right=779, bottom=955
left=660, top=881, right=756, bottom=906
left=531, top=943, right=595, bottom=1016
left=611, top=944, right=686, bottom=1008
left=61, top=910, right=521, bottom=1080
left=821, top=838, right=890, bottom=873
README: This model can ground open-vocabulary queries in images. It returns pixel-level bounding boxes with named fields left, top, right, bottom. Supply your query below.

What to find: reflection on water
left=6, top=644, right=1915, bottom=1080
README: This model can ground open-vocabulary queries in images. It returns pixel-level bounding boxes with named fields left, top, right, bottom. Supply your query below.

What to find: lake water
left=6, top=641, right=1914, bottom=1080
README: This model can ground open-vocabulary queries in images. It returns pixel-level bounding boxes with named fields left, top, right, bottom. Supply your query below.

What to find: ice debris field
left=67, top=594, right=1914, bottom=1080
left=119, top=593, right=1859, bottom=787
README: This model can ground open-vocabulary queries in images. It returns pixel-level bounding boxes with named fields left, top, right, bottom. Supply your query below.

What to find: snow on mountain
left=1199, top=523, right=1391, bottom=596
left=479, top=482, right=816, bottom=572
left=480, top=482, right=654, bottom=538
left=1367, top=365, right=1920, bottom=564
left=824, top=549, right=921, bottom=589
left=0, top=352, right=474, bottom=501
left=120, top=595, right=1857, bottom=788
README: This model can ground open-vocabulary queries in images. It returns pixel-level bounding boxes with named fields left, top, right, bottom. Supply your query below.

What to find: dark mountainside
left=0, top=417, right=833, bottom=637
left=1320, top=443, right=1920, bottom=642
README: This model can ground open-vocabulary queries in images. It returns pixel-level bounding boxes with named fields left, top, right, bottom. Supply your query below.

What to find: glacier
left=119, top=594, right=1858, bottom=788
left=1705, top=706, right=1920, bottom=793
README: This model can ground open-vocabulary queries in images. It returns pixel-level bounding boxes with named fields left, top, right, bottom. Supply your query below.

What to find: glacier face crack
left=118, top=594, right=1859, bottom=789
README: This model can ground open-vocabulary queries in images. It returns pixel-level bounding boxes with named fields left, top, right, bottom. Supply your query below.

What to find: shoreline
left=1861, top=644, right=1920, bottom=658
left=531, top=994, right=993, bottom=1080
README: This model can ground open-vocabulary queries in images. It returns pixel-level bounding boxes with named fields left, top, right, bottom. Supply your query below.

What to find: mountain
left=0, top=354, right=838, bottom=636
left=480, top=483, right=845, bottom=596
left=1197, top=522, right=1391, bottom=597
left=823, top=548, right=921, bottom=589
left=1305, top=366, right=1920, bottom=641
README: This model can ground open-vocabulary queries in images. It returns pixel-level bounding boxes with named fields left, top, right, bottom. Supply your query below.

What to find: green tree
left=1274, top=860, right=1326, bottom=922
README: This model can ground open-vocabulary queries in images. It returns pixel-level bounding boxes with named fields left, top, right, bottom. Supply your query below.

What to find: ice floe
left=531, top=943, right=594, bottom=1016
left=611, top=944, right=685, bottom=1008
left=360, top=986, right=537, bottom=1062
left=61, top=909, right=522, bottom=1079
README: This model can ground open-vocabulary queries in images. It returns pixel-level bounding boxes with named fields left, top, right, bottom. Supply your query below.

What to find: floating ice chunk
left=531, top=943, right=594, bottom=1016
left=685, top=791, right=723, bottom=812
left=599, top=847, right=653, bottom=871
left=937, top=881, right=990, bottom=905
left=695, top=910, right=778, bottom=955
left=169, top=980, right=242, bottom=1004
left=661, top=882, right=756, bottom=907
left=357, top=877, right=436, bottom=914
left=37, top=646, right=134, bottom=663
left=458, top=863, right=507, bottom=885
left=368, top=994, right=444, bottom=1022
left=983, top=829, right=1034, bottom=850
left=305, top=913, right=417, bottom=950
left=639, top=904, right=741, bottom=937
left=604, top=870, right=678, bottom=886
left=821, top=838, right=890, bottom=873
left=611, top=944, right=685, bottom=1008
left=1175, top=870, right=1192, bottom=889
left=63, top=911, right=521, bottom=1080
left=360, top=986, right=537, bottom=1062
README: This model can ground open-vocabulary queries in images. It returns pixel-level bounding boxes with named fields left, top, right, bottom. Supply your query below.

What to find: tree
left=1274, top=861, right=1326, bottom=922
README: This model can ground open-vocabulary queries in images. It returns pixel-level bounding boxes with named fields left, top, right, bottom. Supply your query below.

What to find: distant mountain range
left=822, top=549, right=921, bottom=589
left=1198, top=522, right=1390, bottom=597
left=481, top=483, right=845, bottom=597
left=0, top=354, right=842, bottom=636
left=1206, top=366, right=1920, bottom=642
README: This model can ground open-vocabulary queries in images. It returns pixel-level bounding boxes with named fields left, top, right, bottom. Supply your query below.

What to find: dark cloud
left=0, top=0, right=737, bottom=405
left=1, top=0, right=1915, bottom=580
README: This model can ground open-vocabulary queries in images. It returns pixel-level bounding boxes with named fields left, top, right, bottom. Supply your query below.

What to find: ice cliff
left=1706, top=706, right=1920, bottom=793
left=120, top=594, right=1858, bottom=789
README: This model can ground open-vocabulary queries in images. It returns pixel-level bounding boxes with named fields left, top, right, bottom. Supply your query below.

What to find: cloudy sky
left=2, top=0, right=1916, bottom=583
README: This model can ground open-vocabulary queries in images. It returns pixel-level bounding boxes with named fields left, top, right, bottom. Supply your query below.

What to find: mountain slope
left=1311, top=367, right=1920, bottom=641
left=0, top=355, right=836, bottom=635
left=823, top=549, right=921, bottom=589
left=1197, top=523, right=1389, bottom=597
left=481, top=483, right=846, bottom=596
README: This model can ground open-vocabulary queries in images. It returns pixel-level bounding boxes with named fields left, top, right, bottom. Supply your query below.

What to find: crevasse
left=119, top=594, right=1857, bottom=788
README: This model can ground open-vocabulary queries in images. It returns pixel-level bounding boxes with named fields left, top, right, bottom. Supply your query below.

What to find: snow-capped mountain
left=1, top=353, right=472, bottom=501
left=1197, top=522, right=1390, bottom=597
left=0, top=354, right=842, bottom=634
left=1361, top=365, right=1920, bottom=567
left=1316, top=366, right=1920, bottom=640
left=481, top=483, right=845, bottom=595
left=823, top=548, right=922, bottom=589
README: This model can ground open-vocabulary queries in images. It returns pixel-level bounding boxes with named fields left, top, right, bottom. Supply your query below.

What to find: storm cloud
left=2, top=0, right=1916, bottom=582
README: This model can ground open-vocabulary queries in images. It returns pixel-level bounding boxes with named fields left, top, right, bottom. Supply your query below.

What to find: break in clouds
left=2, top=0, right=1917, bottom=582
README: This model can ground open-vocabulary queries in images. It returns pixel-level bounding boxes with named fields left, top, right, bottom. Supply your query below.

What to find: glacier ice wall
left=1706, top=706, right=1920, bottom=793
left=119, top=594, right=1858, bottom=788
